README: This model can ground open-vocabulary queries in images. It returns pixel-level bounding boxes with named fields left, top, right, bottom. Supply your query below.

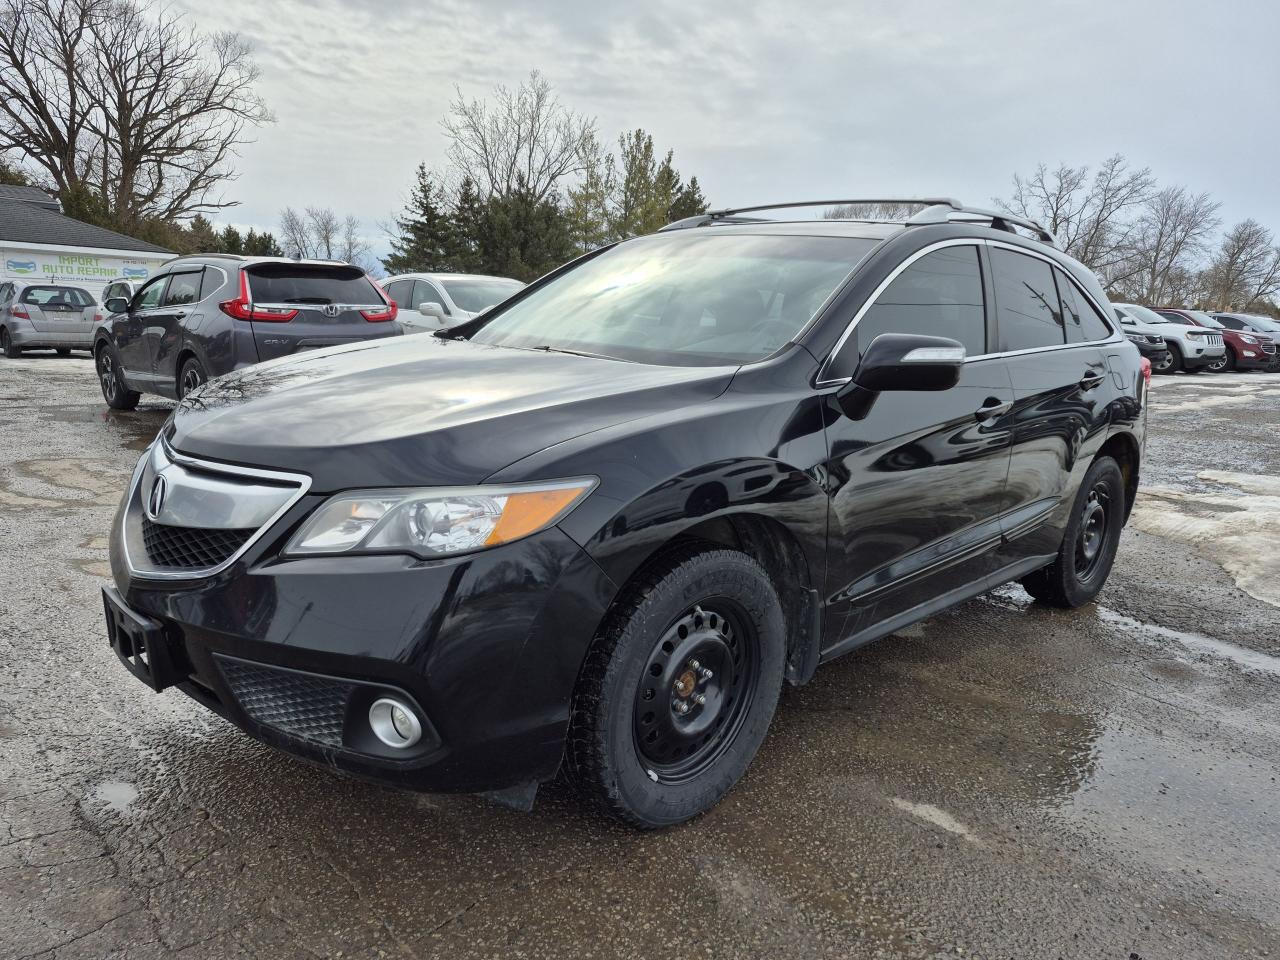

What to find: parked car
left=93, top=255, right=401, bottom=408
left=380, top=273, right=525, bottom=333
left=1156, top=308, right=1276, bottom=372
left=1211, top=312, right=1280, bottom=370
left=0, top=281, right=97, bottom=357
left=102, top=199, right=1145, bottom=828
left=1114, top=303, right=1224, bottom=373
left=102, top=277, right=145, bottom=304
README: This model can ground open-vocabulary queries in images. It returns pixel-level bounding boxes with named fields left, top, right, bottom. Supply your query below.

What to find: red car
left=1156, top=308, right=1277, bottom=372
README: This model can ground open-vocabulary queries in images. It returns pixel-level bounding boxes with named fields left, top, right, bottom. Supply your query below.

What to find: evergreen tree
left=0, top=158, right=31, bottom=186
left=186, top=215, right=219, bottom=252
left=219, top=224, right=245, bottom=255
left=383, top=164, right=453, bottom=274
left=565, top=135, right=616, bottom=254
left=670, top=175, right=708, bottom=222
left=243, top=229, right=283, bottom=256
left=445, top=177, right=486, bottom=273
left=476, top=186, right=575, bottom=281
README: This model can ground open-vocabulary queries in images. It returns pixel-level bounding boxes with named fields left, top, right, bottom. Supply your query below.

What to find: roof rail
left=660, top=197, right=1058, bottom=247
left=907, top=202, right=1057, bottom=246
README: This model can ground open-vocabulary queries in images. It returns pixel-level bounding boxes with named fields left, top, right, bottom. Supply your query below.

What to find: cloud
left=174, top=0, right=1280, bottom=263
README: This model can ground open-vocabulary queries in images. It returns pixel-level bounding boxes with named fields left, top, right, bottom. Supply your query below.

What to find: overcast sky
left=175, top=0, right=1280, bottom=263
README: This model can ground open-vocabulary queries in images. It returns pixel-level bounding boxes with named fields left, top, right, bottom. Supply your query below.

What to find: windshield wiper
left=527, top=344, right=616, bottom=360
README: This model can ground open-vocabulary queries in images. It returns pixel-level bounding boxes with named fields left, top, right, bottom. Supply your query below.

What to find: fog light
left=369, top=697, right=423, bottom=748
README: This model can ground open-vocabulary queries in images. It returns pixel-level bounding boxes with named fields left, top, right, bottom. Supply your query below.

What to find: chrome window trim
left=121, top=437, right=312, bottom=581
left=816, top=237, right=1124, bottom=387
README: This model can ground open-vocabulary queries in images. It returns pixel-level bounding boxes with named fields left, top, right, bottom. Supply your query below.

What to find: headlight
left=1240, top=335, right=1259, bottom=344
left=1125, top=333, right=1146, bottom=343
left=285, top=478, right=596, bottom=558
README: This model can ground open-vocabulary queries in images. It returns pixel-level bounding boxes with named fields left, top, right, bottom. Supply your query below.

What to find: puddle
left=41, top=404, right=167, bottom=451
left=90, top=780, right=138, bottom=815
left=0, top=457, right=125, bottom=509
left=1097, top=607, right=1280, bottom=675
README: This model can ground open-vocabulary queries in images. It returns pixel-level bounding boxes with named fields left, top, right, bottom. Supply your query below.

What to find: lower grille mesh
left=142, top=518, right=255, bottom=569
left=217, top=658, right=352, bottom=747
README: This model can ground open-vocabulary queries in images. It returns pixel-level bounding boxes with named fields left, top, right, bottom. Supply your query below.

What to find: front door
left=147, top=269, right=203, bottom=387
left=987, top=247, right=1113, bottom=568
left=113, top=275, right=168, bottom=384
left=820, top=243, right=1016, bottom=654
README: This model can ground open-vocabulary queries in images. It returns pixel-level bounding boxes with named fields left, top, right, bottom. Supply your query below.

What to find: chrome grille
left=217, top=657, right=352, bottom=747
left=121, top=440, right=310, bottom=580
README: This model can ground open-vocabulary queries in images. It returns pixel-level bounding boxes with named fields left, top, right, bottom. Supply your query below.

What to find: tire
left=1, top=327, right=20, bottom=359
left=1020, top=456, right=1125, bottom=608
left=177, top=356, right=207, bottom=399
left=1150, top=346, right=1177, bottom=374
left=566, top=545, right=786, bottom=829
left=1218, top=348, right=1237, bottom=372
left=97, top=344, right=140, bottom=411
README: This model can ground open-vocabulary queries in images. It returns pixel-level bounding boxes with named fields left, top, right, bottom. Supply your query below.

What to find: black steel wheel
left=97, top=344, right=139, bottom=410
left=567, top=545, right=785, bottom=828
left=1021, top=455, right=1125, bottom=607
left=632, top=600, right=759, bottom=783
left=178, top=357, right=207, bottom=399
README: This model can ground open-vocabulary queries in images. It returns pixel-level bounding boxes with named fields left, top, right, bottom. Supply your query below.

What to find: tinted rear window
left=21, top=286, right=93, bottom=307
left=246, top=265, right=381, bottom=305
left=991, top=249, right=1065, bottom=351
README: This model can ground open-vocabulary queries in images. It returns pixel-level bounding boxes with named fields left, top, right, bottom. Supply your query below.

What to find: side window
left=162, top=271, right=202, bottom=306
left=1217, top=316, right=1244, bottom=330
left=198, top=268, right=224, bottom=301
left=383, top=280, right=414, bottom=310
left=413, top=279, right=449, bottom=313
left=851, top=245, right=986, bottom=358
left=1056, top=270, right=1111, bottom=342
left=991, top=248, right=1065, bottom=352
left=0, top=283, right=10, bottom=304
left=133, top=276, right=168, bottom=311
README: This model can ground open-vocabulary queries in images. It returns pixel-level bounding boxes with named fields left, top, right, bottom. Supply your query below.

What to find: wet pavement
left=1, top=355, right=1277, bottom=959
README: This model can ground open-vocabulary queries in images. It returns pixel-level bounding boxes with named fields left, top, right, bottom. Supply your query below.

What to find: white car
left=380, top=273, right=525, bottom=334
left=1114, top=303, right=1224, bottom=374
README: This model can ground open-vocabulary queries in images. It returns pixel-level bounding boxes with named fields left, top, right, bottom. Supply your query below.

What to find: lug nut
left=693, top=693, right=707, bottom=706
left=688, top=659, right=701, bottom=671
left=674, top=701, right=690, bottom=715
left=699, top=667, right=713, bottom=680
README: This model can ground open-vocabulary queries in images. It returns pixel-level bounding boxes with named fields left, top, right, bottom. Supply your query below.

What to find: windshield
left=469, top=233, right=879, bottom=365
left=440, top=277, right=524, bottom=313
left=1120, top=303, right=1172, bottom=326
left=1245, top=314, right=1280, bottom=333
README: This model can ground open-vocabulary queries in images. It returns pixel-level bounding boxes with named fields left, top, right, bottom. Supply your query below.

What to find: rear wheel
left=567, top=546, right=785, bottom=828
left=97, top=344, right=139, bottom=410
left=1, top=327, right=20, bottom=359
left=177, top=356, right=207, bottom=399
left=1021, top=456, right=1125, bottom=608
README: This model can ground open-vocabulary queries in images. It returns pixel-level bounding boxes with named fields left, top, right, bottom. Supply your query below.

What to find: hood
left=168, top=335, right=736, bottom=491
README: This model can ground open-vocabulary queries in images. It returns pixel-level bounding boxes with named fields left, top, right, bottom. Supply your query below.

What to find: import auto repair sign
left=1, top=246, right=169, bottom=297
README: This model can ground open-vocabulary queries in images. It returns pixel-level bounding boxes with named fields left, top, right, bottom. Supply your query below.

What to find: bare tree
left=1202, top=219, right=1280, bottom=310
left=823, top=201, right=925, bottom=220
left=1117, top=187, right=1220, bottom=305
left=0, top=0, right=269, bottom=227
left=278, top=206, right=373, bottom=270
left=441, top=70, right=595, bottom=203
left=998, top=155, right=1154, bottom=279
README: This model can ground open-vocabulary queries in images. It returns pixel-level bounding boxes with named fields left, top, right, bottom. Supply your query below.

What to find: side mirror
left=104, top=297, right=130, bottom=315
left=835, top=333, right=965, bottom=420
left=418, top=302, right=446, bottom=320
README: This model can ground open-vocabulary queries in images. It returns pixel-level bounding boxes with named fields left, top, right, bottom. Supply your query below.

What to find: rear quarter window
left=1056, top=269, right=1112, bottom=342
left=246, top=265, right=381, bottom=305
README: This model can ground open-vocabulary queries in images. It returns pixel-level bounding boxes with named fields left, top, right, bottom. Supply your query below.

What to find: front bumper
left=108, top=491, right=615, bottom=793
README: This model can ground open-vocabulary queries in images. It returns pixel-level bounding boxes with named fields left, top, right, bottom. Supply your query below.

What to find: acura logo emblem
left=322, top=304, right=340, bottom=318
left=147, top=475, right=167, bottom=520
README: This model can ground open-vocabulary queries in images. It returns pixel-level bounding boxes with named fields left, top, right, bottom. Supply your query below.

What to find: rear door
left=820, top=242, right=1016, bottom=647
left=992, top=245, right=1113, bottom=568
left=244, top=263, right=397, bottom=362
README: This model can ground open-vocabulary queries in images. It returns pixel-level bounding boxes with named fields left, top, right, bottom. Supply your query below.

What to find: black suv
left=102, top=200, right=1146, bottom=828
left=93, top=255, right=401, bottom=408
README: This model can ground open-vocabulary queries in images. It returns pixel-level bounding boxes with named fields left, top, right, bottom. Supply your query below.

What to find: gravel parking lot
left=2, top=357, right=1278, bottom=960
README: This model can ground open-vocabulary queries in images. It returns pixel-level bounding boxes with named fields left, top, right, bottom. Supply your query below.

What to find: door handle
left=1079, top=372, right=1105, bottom=390
left=974, top=398, right=1012, bottom=421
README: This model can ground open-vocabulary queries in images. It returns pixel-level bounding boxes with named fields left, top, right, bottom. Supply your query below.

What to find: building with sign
left=0, top=186, right=173, bottom=302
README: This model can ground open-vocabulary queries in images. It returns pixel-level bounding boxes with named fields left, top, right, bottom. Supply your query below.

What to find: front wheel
left=1021, top=456, right=1125, bottom=608
left=567, top=546, right=786, bottom=828
left=1150, top=347, right=1176, bottom=374
left=97, top=345, right=140, bottom=410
